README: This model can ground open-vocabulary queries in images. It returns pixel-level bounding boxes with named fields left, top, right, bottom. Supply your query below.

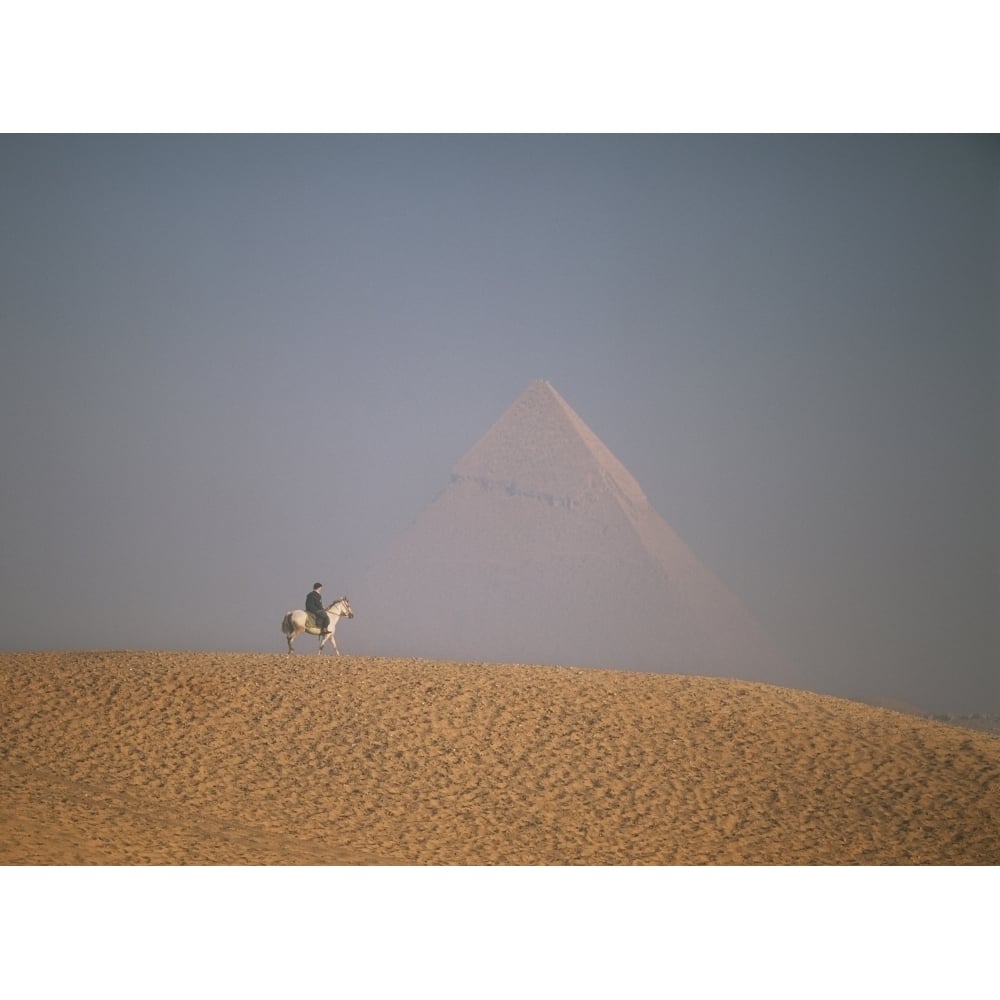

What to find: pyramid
left=359, top=380, right=794, bottom=685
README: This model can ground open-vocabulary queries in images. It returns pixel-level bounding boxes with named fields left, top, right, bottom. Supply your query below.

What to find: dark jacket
left=305, top=590, right=325, bottom=615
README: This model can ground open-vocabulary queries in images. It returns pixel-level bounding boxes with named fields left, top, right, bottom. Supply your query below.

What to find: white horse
left=281, top=597, right=354, bottom=654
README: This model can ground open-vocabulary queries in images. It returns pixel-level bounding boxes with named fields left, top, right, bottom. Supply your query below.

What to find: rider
left=305, top=582, right=331, bottom=634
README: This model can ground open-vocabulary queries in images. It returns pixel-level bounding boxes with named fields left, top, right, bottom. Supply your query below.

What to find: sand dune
left=1, top=651, right=997, bottom=865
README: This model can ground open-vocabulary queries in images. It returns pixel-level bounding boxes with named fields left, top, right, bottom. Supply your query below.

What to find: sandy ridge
left=1, top=651, right=997, bottom=865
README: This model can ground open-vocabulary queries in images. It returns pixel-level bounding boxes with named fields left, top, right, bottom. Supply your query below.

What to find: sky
left=1, top=134, right=997, bottom=715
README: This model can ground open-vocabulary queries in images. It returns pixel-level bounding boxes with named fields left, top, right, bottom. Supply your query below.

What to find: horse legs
left=317, top=630, right=339, bottom=654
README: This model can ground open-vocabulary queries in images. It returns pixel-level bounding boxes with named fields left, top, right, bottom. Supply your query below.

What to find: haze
left=1, top=135, right=996, bottom=716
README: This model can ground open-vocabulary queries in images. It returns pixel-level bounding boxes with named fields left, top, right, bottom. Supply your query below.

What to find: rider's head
left=313, top=582, right=323, bottom=591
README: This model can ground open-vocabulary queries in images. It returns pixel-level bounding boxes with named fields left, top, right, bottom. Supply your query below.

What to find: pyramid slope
left=359, top=381, right=794, bottom=686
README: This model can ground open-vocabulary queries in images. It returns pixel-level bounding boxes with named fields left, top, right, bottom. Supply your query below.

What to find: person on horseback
left=305, top=582, right=331, bottom=634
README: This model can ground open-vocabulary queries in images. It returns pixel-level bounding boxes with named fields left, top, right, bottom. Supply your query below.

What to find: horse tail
left=281, top=612, right=293, bottom=635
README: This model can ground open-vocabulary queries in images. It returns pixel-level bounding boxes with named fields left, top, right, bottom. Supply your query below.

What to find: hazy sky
left=1, top=134, right=996, bottom=714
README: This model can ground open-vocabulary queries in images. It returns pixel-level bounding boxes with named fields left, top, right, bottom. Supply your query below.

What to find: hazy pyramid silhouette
left=359, top=380, right=794, bottom=685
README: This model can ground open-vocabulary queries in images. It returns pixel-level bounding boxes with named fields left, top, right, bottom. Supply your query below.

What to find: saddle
left=305, top=612, right=329, bottom=632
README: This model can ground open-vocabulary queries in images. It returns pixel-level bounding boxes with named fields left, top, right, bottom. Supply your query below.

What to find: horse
left=281, top=597, right=354, bottom=654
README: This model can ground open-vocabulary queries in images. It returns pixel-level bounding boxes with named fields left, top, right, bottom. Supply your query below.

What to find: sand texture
left=2, top=651, right=998, bottom=865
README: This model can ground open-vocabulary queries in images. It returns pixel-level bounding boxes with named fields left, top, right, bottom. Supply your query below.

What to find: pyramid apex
left=522, top=377, right=557, bottom=394
left=453, top=380, right=647, bottom=508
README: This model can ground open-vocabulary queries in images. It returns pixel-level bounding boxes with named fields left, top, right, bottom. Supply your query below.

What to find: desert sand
left=1, top=650, right=997, bottom=865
